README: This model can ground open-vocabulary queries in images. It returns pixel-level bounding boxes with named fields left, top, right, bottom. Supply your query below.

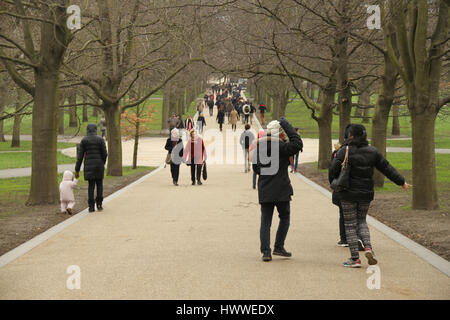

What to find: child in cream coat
left=60, top=170, right=78, bottom=215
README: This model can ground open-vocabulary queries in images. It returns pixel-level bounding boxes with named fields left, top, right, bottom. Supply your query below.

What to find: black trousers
left=170, top=163, right=180, bottom=183
left=88, top=179, right=103, bottom=206
left=190, top=164, right=202, bottom=182
left=260, top=201, right=290, bottom=254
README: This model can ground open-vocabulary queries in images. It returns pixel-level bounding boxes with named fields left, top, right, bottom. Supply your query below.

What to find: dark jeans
left=190, top=164, right=202, bottom=182
left=253, top=172, right=257, bottom=188
left=219, top=123, right=223, bottom=131
left=260, top=201, right=290, bottom=254
left=170, top=163, right=180, bottom=183
left=88, top=179, right=103, bottom=206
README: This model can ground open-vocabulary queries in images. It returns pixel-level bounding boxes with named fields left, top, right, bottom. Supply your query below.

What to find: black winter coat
left=329, top=140, right=405, bottom=202
left=253, top=118, right=303, bottom=204
left=165, top=138, right=184, bottom=165
left=217, top=111, right=225, bottom=124
left=75, top=124, right=107, bottom=180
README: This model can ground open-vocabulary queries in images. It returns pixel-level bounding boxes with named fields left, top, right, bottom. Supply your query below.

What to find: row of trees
left=0, top=0, right=448, bottom=211
left=0, top=0, right=228, bottom=205
left=199, top=0, right=449, bottom=210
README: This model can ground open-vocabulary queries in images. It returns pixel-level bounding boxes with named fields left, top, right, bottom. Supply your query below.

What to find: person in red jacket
left=183, top=129, right=207, bottom=185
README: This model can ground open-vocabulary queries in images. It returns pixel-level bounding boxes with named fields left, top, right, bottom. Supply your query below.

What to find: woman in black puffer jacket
left=329, top=124, right=410, bottom=268
left=75, top=123, right=108, bottom=212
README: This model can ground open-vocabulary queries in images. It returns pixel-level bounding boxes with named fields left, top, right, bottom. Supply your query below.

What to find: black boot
left=88, top=200, right=95, bottom=212
left=96, top=197, right=103, bottom=211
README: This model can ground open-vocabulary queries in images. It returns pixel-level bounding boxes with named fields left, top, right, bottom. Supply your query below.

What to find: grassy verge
left=0, top=141, right=76, bottom=151
left=0, top=166, right=155, bottom=209
left=261, top=97, right=450, bottom=140
left=0, top=152, right=76, bottom=170
left=376, top=153, right=450, bottom=195
left=386, top=137, right=450, bottom=149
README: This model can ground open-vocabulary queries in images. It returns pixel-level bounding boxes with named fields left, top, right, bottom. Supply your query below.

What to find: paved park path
left=0, top=103, right=449, bottom=300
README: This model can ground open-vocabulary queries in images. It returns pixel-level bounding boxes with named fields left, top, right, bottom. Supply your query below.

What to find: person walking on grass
left=75, top=124, right=108, bottom=212
left=165, top=128, right=184, bottom=186
left=329, top=124, right=411, bottom=268
left=183, top=129, right=206, bottom=186
left=240, top=124, right=255, bottom=173
left=59, top=171, right=78, bottom=215
left=253, top=118, right=303, bottom=262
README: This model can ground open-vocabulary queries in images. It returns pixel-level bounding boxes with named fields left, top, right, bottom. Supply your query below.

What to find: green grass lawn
left=0, top=152, right=76, bottom=170
left=0, top=141, right=76, bottom=151
left=0, top=166, right=155, bottom=205
left=304, top=152, right=450, bottom=197
left=386, top=137, right=450, bottom=149
left=262, top=96, right=450, bottom=140
left=376, top=153, right=450, bottom=193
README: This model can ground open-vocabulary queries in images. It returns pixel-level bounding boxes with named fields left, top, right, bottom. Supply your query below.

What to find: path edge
left=0, top=164, right=164, bottom=269
left=294, top=172, right=450, bottom=277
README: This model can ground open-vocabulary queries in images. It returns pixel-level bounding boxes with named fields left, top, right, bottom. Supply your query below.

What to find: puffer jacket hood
left=63, top=170, right=73, bottom=181
left=87, top=123, right=98, bottom=135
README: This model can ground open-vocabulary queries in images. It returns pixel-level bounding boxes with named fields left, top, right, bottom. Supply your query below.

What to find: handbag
left=165, top=152, right=172, bottom=165
left=202, top=161, right=207, bottom=180
left=330, top=146, right=350, bottom=191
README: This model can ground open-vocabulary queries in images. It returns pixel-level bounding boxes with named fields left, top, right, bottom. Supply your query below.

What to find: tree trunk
left=336, top=0, right=351, bottom=142
left=92, top=106, right=99, bottom=117
left=391, top=105, right=400, bottom=135
left=162, top=86, right=169, bottom=129
left=26, top=1, right=68, bottom=205
left=0, top=104, right=6, bottom=142
left=371, top=53, right=397, bottom=187
left=133, top=118, right=139, bottom=169
left=411, top=110, right=438, bottom=210
left=27, top=72, right=60, bottom=205
left=58, top=95, right=65, bottom=135
left=82, top=95, right=88, bottom=122
left=317, top=116, right=332, bottom=169
left=11, top=93, right=22, bottom=147
left=104, top=103, right=123, bottom=176
left=69, top=94, right=77, bottom=127
left=317, top=85, right=335, bottom=169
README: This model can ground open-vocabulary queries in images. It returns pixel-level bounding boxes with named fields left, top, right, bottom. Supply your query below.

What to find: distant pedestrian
left=99, top=116, right=107, bottom=140
left=329, top=124, right=410, bottom=268
left=253, top=119, right=303, bottom=262
left=207, top=99, right=214, bottom=116
left=197, top=112, right=206, bottom=134
left=75, top=124, right=108, bottom=212
left=216, top=107, right=225, bottom=132
left=240, top=124, right=255, bottom=173
left=258, top=103, right=266, bottom=125
left=165, top=129, right=184, bottom=186
left=290, top=128, right=302, bottom=173
left=183, top=129, right=206, bottom=185
left=230, top=108, right=238, bottom=131
left=249, top=129, right=266, bottom=189
left=185, top=115, right=194, bottom=132
left=59, top=170, right=78, bottom=215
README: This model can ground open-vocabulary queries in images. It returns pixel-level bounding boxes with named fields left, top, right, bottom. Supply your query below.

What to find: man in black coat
left=253, top=118, right=303, bottom=261
left=75, top=123, right=108, bottom=212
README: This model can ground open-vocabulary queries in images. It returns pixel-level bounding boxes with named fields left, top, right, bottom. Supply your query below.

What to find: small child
left=59, top=170, right=78, bottom=215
